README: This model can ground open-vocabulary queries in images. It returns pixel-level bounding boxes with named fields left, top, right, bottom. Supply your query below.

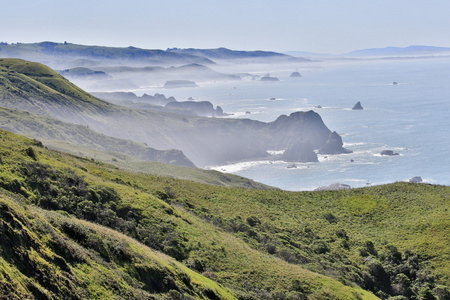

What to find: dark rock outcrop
left=282, top=139, right=318, bottom=162
left=318, top=131, right=353, bottom=155
left=290, top=72, right=302, bottom=78
left=352, top=101, right=363, bottom=110
left=381, top=150, right=399, bottom=156
left=269, top=111, right=332, bottom=150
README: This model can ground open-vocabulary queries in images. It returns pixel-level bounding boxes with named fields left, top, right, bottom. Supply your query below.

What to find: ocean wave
left=207, top=160, right=283, bottom=173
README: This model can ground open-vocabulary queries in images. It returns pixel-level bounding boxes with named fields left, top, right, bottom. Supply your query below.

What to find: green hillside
left=0, top=129, right=449, bottom=299
left=0, top=58, right=116, bottom=117
left=0, top=106, right=270, bottom=189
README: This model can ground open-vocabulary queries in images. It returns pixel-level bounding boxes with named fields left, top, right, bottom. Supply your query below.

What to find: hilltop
left=0, top=128, right=448, bottom=299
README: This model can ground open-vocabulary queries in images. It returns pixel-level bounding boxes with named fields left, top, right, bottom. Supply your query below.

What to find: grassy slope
left=0, top=58, right=118, bottom=129
left=0, top=191, right=236, bottom=299
left=0, top=129, right=378, bottom=299
left=0, top=106, right=270, bottom=189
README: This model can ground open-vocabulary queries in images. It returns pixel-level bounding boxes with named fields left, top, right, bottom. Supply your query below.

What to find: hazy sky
left=2, top=0, right=449, bottom=54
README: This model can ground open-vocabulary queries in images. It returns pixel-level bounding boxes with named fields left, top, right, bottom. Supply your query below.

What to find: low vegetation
left=0, top=129, right=449, bottom=299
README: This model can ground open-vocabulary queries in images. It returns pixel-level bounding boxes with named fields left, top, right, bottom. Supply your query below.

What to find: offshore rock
left=352, top=101, right=363, bottom=110
left=290, top=71, right=302, bottom=78
left=260, top=74, right=279, bottom=81
left=381, top=150, right=399, bottom=156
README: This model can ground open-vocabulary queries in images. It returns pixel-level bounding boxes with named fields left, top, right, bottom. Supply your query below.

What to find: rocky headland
left=165, top=100, right=226, bottom=117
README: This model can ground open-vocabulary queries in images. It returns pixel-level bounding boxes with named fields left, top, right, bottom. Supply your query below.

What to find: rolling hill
left=0, top=128, right=448, bottom=299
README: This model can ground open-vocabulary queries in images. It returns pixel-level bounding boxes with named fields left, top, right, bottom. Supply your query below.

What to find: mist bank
left=0, top=58, right=351, bottom=167
left=0, top=42, right=306, bottom=69
left=0, top=106, right=195, bottom=168
left=63, top=63, right=243, bottom=92
left=0, top=42, right=310, bottom=93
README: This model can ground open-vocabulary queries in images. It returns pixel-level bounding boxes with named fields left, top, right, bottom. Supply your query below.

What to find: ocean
left=139, top=57, right=450, bottom=191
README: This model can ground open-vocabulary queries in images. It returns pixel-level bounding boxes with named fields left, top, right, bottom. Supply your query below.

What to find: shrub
left=25, top=147, right=37, bottom=160
left=323, top=213, right=338, bottom=223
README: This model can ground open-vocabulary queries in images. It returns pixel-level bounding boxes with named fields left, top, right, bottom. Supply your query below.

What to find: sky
left=2, top=0, right=450, bottom=54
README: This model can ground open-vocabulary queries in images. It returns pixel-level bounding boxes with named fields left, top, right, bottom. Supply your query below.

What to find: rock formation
left=260, top=74, right=279, bottom=81
left=318, top=131, right=353, bottom=155
left=381, top=150, right=399, bottom=156
left=290, top=71, right=302, bottom=78
left=352, top=101, right=363, bottom=110
left=166, top=100, right=225, bottom=117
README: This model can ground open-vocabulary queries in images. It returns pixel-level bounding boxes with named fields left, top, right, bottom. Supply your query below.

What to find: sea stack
left=352, top=101, right=363, bottom=110
left=318, top=131, right=353, bottom=155
left=261, top=74, right=279, bottom=81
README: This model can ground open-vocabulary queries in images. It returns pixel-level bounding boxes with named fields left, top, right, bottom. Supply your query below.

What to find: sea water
left=139, top=57, right=450, bottom=191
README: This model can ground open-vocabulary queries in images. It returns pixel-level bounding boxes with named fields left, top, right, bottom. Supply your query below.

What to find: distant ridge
left=0, top=42, right=308, bottom=68
left=344, top=45, right=450, bottom=57
left=0, top=41, right=215, bottom=68
left=166, top=47, right=309, bottom=62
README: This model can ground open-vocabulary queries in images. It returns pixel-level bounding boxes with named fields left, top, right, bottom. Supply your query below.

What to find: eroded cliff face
left=268, top=111, right=332, bottom=149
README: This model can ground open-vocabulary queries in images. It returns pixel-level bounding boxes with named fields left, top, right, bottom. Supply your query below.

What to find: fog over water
left=136, top=57, right=450, bottom=191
